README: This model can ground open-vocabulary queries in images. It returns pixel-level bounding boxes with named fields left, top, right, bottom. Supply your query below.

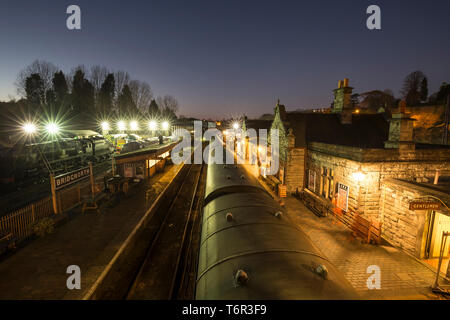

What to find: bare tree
left=15, top=60, right=58, bottom=97
left=128, top=80, right=153, bottom=114
left=157, top=94, right=179, bottom=118
left=114, top=70, right=130, bottom=103
left=90, top=65, right=109, bottom=93
left=401, top=71, right=425, bottom=106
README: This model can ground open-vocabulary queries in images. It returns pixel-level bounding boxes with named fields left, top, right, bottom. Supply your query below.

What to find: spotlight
left=101, top=121, right=110, bottom=131
left=149, top=120, right=157, bottom=131
left=23, top=123, right=37, bottom=134
left=130, top=120, right=139, bottom=131
left=233, top=122, right=239, bottom=130
left=45, top=123, right=59, bottom=135
left=117, top=121, right=126, bottom=131
left=162, top=121, right=169, bottom=130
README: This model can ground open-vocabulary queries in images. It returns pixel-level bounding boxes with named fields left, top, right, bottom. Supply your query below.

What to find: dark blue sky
left=0, top=0, right=449, bottom=119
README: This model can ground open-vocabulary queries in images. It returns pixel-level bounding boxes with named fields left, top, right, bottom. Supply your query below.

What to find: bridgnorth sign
left=409, top=201, right=441, bottom=211
left=55, top=167, right=91, bottom=190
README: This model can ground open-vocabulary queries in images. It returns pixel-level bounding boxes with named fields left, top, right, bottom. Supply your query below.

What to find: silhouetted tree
left=157, top=95, right=179, bottom=119
left=148, top=99, right=160, bottom=117
left=117, top=84, right=137, bottom=116
left=129, top=80, right=153, bottom=113
left=401, top=71, right=425, bottom=106
left=16, top=60, right=58, bottom=98
left=98, top=73, right=115, bottom=115
left=25, top=73, right=45, bottom=112
left=71, top=69, right=95, bottom=114
left=420, top=77, right=428, bottom=102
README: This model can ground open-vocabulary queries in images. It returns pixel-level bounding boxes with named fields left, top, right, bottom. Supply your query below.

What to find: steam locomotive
left=196, top=149, right=358, bottom=300
left=0, top=134, right=114, bottom=185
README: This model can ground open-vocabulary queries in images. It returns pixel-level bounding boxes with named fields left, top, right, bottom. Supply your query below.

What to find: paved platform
left=285, top=197, right=449, bottom=300
left=0, top=164, right=182, bottom=300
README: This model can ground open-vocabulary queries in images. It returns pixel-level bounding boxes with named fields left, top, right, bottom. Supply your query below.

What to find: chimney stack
left=384, top=100, right=416, bottom=154
left=332, top=77, right=353, bottom=114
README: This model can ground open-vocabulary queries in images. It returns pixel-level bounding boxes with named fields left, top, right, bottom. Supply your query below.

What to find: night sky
left=0, top=0, right=449, bottom=119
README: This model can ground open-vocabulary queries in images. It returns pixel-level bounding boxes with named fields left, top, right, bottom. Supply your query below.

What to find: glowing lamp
left=162, top=121, right=169, bottom=130
left=149, top=121, right=157, bottom=131
left=23, top=123, right=37, bottom=134
left=353, top=171, right=366, bottom=182
left=101, top=121, right=110, bottom=131
left=130, top=120, right=139, bottom=131
left=233, top=122, right=239, bottom=130
left=117, top=121, right=126, bottom=131
left=45, top=123, right=59, bottom=135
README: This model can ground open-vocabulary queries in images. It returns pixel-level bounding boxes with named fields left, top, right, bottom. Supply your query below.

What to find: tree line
left=349, top=70, right=450, bottom=112
left=14, top=59, right=179, bottom=121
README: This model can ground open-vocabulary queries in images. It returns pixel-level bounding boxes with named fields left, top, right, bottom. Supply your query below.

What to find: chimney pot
left=343, top=78, right=349, bottom=87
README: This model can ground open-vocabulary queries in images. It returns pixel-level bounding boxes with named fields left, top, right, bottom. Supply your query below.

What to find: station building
left=261, top=79, right=450, bottom=265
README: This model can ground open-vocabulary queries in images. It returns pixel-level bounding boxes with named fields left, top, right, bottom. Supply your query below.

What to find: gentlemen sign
left=55, top=167, right=90, bottom=190
left=409, top=201, right=441, bottom=211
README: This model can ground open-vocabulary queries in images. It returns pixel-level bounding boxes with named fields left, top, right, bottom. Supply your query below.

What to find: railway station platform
left=0, top=162, right=182, bottom=299
left=285, top=196, right=449, bottom=300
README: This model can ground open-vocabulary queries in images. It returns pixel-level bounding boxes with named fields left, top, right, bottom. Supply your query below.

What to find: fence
left=0, top=173, right=106, bottom=245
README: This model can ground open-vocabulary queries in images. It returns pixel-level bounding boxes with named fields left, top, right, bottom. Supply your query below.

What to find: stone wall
left=306, top=147, right=450, bottom=221
left=284, top=147, right=305, bottom=193
left=378, top=179, right=429, bottom=257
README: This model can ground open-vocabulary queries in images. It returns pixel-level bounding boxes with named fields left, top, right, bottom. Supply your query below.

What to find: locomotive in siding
left=196, top=149, right=358, bottom=300
left=0, top=134, right=114, bottom=184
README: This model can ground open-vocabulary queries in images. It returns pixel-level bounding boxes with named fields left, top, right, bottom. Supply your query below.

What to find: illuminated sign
left=55, top=167, right=90, bottom=190
left=409, top=201, right=441, bottom=210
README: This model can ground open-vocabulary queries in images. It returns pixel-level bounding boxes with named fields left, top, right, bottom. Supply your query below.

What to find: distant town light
left=149, top=120, right=157, bottom=131
left=130, top=120, right=139, bottom=131
left=117, top=121, right=126, bottom=131
left=101, top=121, right=110, bottom=131
left=45, top=123, right=59, bottom=135
left=23, top=122, right=37, bottom=134
left=162, top=121, right=169, bottom=130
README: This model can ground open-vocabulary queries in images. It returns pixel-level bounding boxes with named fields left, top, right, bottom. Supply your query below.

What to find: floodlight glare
left=117, top=121, right=126, bottom=131
left=233, top=122, right=239, bottom=130
left=45, top=123, right=59, bottom=134
left=130, top=120, right=139, bottom=131
left=149, top=120, right=157, bottom=131
left=23, top=123, right=37, bottom=134
left=162, top=121, right=169, bottom=130
left=101, top=121, right=110, bottom=131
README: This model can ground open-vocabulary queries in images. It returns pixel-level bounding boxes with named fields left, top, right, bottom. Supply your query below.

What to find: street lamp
left=149, top=120, right=157, bottom=131
left=45, top=123, right=59, bottom=135
left=117, top=120, right=126, bottom=131
left=162, top=121, right=169, bottom=131
left=130, top=120, right=139, bottom=131
left=101, top=121, right=110, bottom=131
left=22, top=122, right=37, bottom=135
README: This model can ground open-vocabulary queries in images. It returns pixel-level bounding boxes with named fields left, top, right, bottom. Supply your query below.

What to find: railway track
left=125, top=162, right=205, bottom=300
